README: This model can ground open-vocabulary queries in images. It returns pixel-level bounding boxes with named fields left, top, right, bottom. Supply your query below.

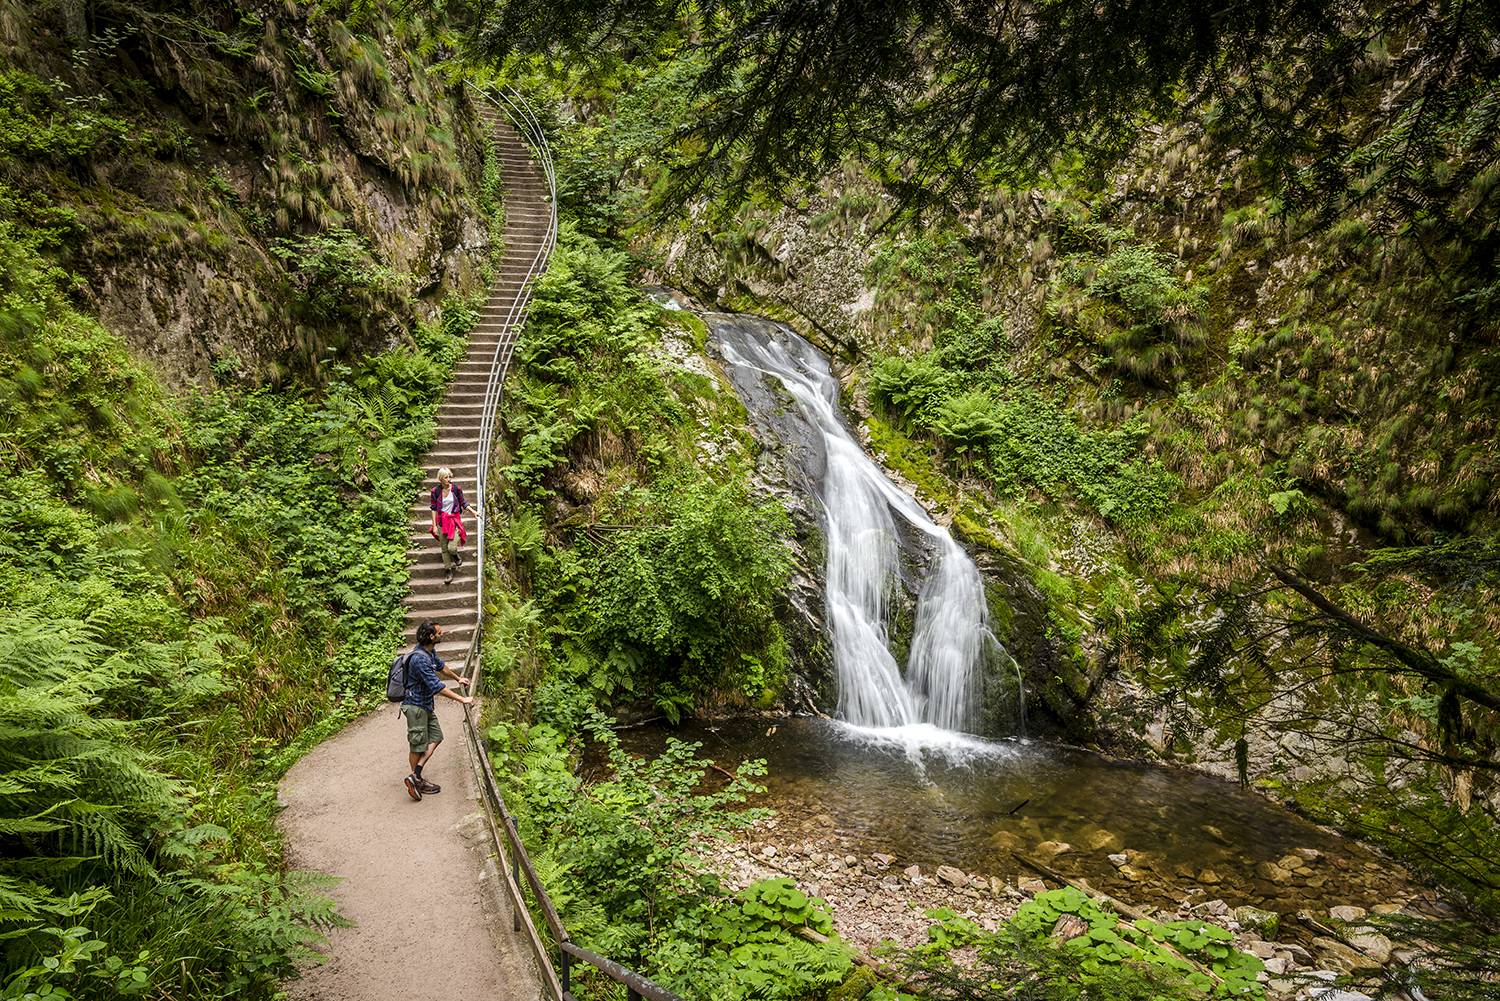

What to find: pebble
left=1107, top=853, right=1128, bottom=867
left=1328, top=904, right=1366, bottom=921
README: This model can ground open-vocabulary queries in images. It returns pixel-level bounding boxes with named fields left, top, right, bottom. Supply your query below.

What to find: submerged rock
left=1034, top=841, right=1073, bottom=861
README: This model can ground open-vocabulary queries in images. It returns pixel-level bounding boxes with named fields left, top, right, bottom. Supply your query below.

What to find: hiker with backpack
left=396, top=620, right=475, bottom=801
left=429, top=467, right=483, bottom=586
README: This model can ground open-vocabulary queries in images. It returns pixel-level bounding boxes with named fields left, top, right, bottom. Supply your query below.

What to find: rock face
left=8, top=8, right=494, bottom=390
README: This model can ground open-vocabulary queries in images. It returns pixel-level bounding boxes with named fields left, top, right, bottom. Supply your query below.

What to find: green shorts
left=402, top=704, right=443, bottom=751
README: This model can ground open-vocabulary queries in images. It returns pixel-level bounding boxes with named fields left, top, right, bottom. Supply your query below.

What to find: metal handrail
left=460, top=81, right=559, bottom=692
left=455, top=84, right=681, bottom=1001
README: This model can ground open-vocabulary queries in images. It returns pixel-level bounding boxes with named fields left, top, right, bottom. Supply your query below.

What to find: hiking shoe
left=443, top=571, right=453, bottom=585
left=405, top=774, right=422, bottom=801
left=417, top=778, right=441, bottom=794
left=454, top=553, right=463, bottom=568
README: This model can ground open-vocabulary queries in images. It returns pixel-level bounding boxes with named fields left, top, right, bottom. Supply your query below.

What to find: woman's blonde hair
left=436, top=467, right=453, bottom=483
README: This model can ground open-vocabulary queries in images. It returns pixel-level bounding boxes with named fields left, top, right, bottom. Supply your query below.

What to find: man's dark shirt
left=402, top=645, right=446, bottom=711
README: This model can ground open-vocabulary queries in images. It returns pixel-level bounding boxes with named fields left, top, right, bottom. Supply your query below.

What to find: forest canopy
left=469, top=0, right=1500, bottom=297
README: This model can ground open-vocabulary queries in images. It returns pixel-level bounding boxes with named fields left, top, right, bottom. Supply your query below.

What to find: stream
left=634, top=304, right=1424, bottom=925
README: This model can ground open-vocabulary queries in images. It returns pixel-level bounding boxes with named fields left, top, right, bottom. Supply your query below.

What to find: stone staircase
left=402, top=101, right=552, bottom=672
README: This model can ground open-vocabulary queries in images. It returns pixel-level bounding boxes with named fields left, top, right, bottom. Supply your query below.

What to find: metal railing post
left=509, top=815, right=522, bottom=932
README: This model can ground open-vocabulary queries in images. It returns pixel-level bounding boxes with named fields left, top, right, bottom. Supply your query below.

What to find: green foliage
left=589, top=482, right=793, bottom=720
left=1009, top=888, right=1263, bottom=997
left=701, top=879, right=852, bottom=1000
left=871, top=354, right=1174, bottom=528
left=269, top=228, right=406, bottom=328
left=489, top=719, right=777, bottom=1000
left=872, top=924, right=1210, bottom=1001
left=1048, top=237, right=1207, bottom=387
left=0, top=157, right=461, bottom=995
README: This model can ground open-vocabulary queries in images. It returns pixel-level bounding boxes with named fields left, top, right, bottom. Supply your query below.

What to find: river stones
left=1312, top=936, right=1370, bottom=972
left=1345, top=929, right=1392, bottom=964
left=1255, top=860, right=1293, bottom=882
left=936, top=865, right=969, bottom=887
left=1033, top=841, right=1073, bottom=862
left=987, top=829, right=1027, bottom=852
left=1074, top=824, right=1122, bottom=853
left=1329, top=904, right=1366, bottom=921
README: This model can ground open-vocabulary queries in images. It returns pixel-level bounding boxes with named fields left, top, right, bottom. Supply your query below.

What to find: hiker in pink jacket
left=429, top=467, right=482, bottom=585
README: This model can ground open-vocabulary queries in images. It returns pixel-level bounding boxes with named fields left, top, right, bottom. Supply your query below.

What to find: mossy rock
left=828, top=965, right=877, bottom=1001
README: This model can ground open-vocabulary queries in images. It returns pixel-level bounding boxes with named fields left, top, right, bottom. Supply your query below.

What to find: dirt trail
left=277, top=700, right=542, bottom=1001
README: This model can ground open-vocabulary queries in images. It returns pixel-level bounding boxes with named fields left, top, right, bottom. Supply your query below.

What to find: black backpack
left=386, top=647, right=419, bottom=702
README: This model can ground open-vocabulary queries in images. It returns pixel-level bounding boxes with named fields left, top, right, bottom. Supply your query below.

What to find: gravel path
left=277, top=700, right=542, bottom=1001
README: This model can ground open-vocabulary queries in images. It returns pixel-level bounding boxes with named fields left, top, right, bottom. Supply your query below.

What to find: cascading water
left=710, top=314, right=1016, bottom=735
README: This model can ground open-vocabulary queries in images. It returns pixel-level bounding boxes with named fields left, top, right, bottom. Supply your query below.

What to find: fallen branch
left=795, top=925, right=892, bottom=977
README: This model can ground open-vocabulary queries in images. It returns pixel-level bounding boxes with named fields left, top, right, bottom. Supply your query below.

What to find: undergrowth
left=0, top=147, right=474, bottom=999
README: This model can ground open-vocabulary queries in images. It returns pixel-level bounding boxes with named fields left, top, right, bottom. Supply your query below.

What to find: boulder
left=1126, top=849, right=1168, bottom=874
left=1344, top=929, right=1392, bottom=964
left=988, top=830, right=1027, bottom=852
left=1076, top=825, right=1123, bottom=852
left=1235, top=905, right=1281, bottom=939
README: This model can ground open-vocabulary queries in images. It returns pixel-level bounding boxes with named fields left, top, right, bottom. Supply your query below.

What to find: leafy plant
left=1010, top=887, right=1264, bottom=996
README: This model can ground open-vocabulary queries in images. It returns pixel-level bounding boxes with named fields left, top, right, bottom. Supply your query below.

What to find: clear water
left=615, top=718, right=1414, bottom=919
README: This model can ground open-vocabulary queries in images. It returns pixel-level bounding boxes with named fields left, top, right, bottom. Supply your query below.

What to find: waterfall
left=710, top=315, right=1009, bottom=735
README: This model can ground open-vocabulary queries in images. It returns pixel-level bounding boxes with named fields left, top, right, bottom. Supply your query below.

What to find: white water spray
left=713, top=317, right=1011, bottom=734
